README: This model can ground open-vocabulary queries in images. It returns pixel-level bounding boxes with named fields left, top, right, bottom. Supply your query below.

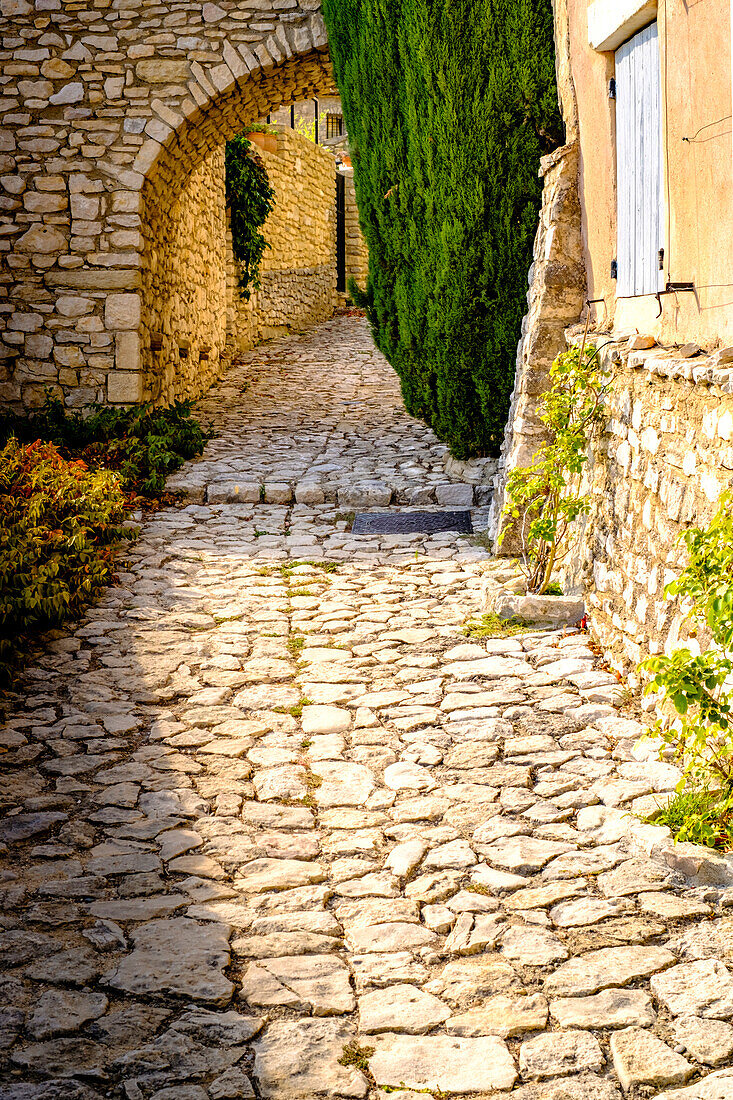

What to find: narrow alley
left=1, top=318, right=730, bottom=1100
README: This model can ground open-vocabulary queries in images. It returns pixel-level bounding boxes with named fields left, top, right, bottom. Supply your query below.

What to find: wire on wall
left=683, top=115, right=733, bottom=142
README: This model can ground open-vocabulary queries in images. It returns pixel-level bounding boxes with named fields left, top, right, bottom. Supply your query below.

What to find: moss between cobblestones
left=462, top=612, right=534, bottom=638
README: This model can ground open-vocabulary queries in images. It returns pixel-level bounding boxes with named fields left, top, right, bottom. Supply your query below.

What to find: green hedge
left=323, top=0, right=562, bottom=458
left=0, top=396, right=211, bottom=498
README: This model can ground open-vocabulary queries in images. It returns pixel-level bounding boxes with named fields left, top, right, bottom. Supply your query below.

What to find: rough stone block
left=435, top=482, right=474, bottom=507
left=115, top=331, right=141, bottom=372
left=104, top=293, right=141, bottom=330
left=206, top=481, right=261, bottom=504
left=338, top=481, right=392, bottom=508
left=107, top=371, right=142, bottom=404
left=295, top=482, right=326, bottom=504
left=263, top=482, right=293, bottom=504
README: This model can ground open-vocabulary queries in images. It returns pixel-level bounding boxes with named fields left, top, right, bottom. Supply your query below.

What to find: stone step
left=167, top=471, right=493, bottom=509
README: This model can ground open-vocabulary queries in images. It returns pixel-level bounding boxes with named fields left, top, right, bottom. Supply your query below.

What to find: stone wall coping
left=539, top=141, right=576, bottom=178
left=566, top=325, right=733, bottom=391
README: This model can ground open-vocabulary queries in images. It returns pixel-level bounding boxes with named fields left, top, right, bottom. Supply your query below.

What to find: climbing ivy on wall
left=323, top=0, right=563, bottom=458
left=225, top=135, right=276, bottom=300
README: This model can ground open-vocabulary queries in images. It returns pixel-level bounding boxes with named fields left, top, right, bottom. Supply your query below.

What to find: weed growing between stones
left=339, top=1041, right=375, bottom=1075
left=646, top=788, right=733, bottom=850
left=641, top=493, right=733, bottom=848
left=462, top=612, right=534, bottom=639
left=500, top=343, right=610, bottom=594
left=287, top=697, right=312, bottom=719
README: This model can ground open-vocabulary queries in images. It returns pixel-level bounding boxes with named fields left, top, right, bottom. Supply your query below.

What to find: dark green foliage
left=323, top=0, right=562, bottom=458
left=0, top=439, right=134, bottom=683
left=0, top=395, right=211, bottom=497
left=225, top=134, right=276, bottom=299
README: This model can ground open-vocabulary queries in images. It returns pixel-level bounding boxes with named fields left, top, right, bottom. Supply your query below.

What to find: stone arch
left=139, top=49, right=336, bottom=405
left=0, top=2, right=334, bottom=410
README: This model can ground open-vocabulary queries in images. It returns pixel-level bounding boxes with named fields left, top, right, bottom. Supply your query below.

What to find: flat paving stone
left=358, top=984, right=451, bottom=1033
left=106, top=918, right=233, bottom=1005
left=369, top=1033, right=517, bottom=1093
left=253, top=1018, right=369, bottom=1098
left=651, top=960, right=733, bottom=1019
left=519, top=1030, right=604, bottom=1080
left=610, top=1027, right=695, bottom=1091
left=674, top=1016, right=733, bottom=1066
left=550, top=988, right=656, bottom=1030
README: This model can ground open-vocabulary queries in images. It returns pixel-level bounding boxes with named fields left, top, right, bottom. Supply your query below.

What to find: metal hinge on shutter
left=609, top=78, right=616, bottom=100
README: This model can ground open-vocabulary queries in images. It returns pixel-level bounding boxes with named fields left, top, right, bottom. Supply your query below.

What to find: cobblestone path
left=2, top=316, right=733, bottom=1100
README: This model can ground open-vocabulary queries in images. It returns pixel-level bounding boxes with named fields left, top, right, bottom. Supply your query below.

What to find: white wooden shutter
left=615, top=22, right=665, bottom=297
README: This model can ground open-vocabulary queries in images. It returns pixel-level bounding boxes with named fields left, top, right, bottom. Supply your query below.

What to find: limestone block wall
left=227, top=127, right=338, bottom=350
left=565, top=337, right=733, bottom=678
left=141, top=146, right=228, bottom=406
left=344, top=169, right=368, bottom=292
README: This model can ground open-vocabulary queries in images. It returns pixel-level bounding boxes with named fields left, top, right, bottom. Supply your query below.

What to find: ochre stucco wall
left=567, top=0, right=733, bottom=348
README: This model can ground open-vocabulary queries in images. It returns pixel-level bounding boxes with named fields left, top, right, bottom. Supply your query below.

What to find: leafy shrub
left=323, top=0, right=562, bottom=458
left=225, top=134, right=276, bottom=300
left=0, top=439, right=134, bottom=681
left=499, top=343, right=609, bottom=594
left=0, top=396, right=210, bottom=498
left=641, top=494, right=733, bottom=847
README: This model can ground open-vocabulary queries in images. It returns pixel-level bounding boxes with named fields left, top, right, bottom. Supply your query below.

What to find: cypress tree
left=323, top=0, right=562, bottom=459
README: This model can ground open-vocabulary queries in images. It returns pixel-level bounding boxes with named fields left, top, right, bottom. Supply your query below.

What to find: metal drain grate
left=352, top=510, right=473, bottom=535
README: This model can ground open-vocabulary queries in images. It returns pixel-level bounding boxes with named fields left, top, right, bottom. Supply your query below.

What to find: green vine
left=225, top=134, right=276, bottom=300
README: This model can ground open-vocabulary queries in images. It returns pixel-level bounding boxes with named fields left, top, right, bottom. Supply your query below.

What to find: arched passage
left=0, top=3, right=335, bottom=410
left=139, top=52, right=337, bottom=405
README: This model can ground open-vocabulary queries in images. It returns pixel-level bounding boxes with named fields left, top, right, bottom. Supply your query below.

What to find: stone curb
left=481, top=572, right=585, bottom=627
left=165, top=474, right=487, bottom=509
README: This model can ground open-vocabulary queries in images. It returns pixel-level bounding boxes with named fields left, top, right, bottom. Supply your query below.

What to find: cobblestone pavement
left=2, top=317, right=733, bottom=1100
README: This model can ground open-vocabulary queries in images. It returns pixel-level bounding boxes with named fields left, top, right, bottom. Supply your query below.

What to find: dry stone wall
left=343, top=169, right=367, bottom=293
left=564, top=336, right=733, bottom=679
left=227, top=127, right=338, bottom=352
left=140, top=145, right=228, bottom=406
left=0, top=0, right=334, bottom=410
left=488, top=141, right=587, bottom=549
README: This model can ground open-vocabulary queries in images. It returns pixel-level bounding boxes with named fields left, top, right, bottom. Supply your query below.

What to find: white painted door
left=615, top=21, right=665, bottom=296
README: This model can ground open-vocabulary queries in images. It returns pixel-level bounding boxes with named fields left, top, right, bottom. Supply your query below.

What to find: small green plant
left=339, top=1041, right=375, bottom=1073
left=646, top=788, right=733, bottom=849
left=287, top=634, right=305, bottom=655
left=225, top=133, right=276, bottom=299
left=462, top=612, right=534, bottom=639
left=641, top=494, right=733, bottom=846
left=288, top=696, right=312, bottom=718
left=500, top=342, right=609, bottom=594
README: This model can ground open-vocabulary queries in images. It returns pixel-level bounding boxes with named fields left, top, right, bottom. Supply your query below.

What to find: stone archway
left=0, top=2, right=334, bottom=410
